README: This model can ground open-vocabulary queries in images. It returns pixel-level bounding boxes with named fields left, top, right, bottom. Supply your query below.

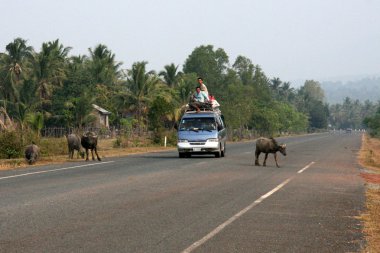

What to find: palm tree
left=67, top=55, right=88, bottom=72
left=159, top=63, right=180, bottom=88
left=279, top=81, right=296, bottom=103
left=126, top=61, right=169, bottom=131
left=270, top=77, right=282, bottom=98
left=31, top=39, right=71, bottom=101
left=174, top=73, right=197, bottom=117
left=0, top=38, right=34, bottom=105
left=71, top=92, right=96, bottom=128
left=26, top=112, right=44, bottom=138
left=3, top=38, right=33, bottom=81
left=88, top=44, right=122, bottom=86
left=86, top=45, right=123, bottom=120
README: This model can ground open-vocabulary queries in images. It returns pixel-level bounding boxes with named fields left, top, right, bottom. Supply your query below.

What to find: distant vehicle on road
left=346, top=128, right=352, bottom=133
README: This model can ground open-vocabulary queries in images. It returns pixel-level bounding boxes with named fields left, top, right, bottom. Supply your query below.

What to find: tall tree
left=126, top=61, right=168, bottom=129
left=296, top=80, right=329, bottom=130
left=0, top=38, right=33, bottom=105
left=364, top=106, right=380, bottom=137
left=175, top=73, right=197, bottom=105
left=159, top=63, right=180, bottom=88
left=183, top=45, right=229, bottom=90
left=31, top=39, right=71, bottom=101
left=3, top=38, right=33, bottom=82
left=222, top=83, right=255, bottom=132
left=270, top=77, right=282, bottom=99
left=251, top=65, right=271, bottom=100
left=87, top=44, right=123, bottom=121
left=88, top=44, right=122, bottom=87
left=232, top=55, right=254, bottom=86
left=299, top=80, right=325, bottom=102
left=308, top=100, right=329, bottom=129
left=329, top=98, right=378, bottom=129
left=279, top=81, right=296, bottom=103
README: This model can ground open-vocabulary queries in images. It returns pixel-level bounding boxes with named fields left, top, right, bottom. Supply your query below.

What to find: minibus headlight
left=207, top=138, right=219, bottom=142
left=178, top=139, right=188, bottom=143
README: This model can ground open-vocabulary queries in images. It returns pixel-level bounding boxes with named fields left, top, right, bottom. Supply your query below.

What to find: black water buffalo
left=67, top=133, right=85, bottom=159
left=25, top=144, right=40, bottom=165
left=255, top=137, right=286, bottom=168
left=81, top=131, right=101, bottom=161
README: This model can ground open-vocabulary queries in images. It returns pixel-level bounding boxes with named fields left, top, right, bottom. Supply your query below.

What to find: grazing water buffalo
left=255, top=137, right=286, bottom=168
left=81, top=131, right=101, bottom=161
left=67, top=134, right=85, bottom=159
left=25, top=144, right=40, bottom=165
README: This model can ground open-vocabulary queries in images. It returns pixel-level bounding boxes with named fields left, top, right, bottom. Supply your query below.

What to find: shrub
left=113, top=137, right=122, bottom=148
left=113, top=136, right=129, bottom=148
left=151, top=128, right=176, bottom=146
left=0, top=129, right=70, bottom=159
left=38, top=137, right=67, bottom=156
left=0, top=131, right=24, bottom=159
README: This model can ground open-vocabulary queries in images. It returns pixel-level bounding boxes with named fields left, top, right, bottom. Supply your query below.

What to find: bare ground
left=358, top=134, right=380, bottom=252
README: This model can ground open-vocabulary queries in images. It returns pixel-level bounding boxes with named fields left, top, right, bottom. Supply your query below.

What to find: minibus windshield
left=179, top=117, right=216, bottom=132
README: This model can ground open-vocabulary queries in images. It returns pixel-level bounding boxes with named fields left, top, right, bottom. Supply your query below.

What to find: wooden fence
left=41, top=127, right=148, bottom=139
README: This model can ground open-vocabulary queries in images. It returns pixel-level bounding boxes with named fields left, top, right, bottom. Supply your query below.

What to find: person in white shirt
left=197, top=77, right=208, bottom=97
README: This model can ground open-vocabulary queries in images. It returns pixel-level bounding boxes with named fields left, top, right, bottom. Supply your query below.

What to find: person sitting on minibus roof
left=189, top=86, right=209, bottom=112
left=208, top=93, right=220, bottom=108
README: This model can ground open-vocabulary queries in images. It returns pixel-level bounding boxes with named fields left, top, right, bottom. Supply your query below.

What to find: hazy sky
left=1, top=0, right=379, bottom=84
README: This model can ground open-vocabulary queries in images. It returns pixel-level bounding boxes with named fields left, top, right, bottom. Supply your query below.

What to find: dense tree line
left=1, top=38, right=335, bottom=142
left=363, top=106, right=380, bottom=137
left=328, top=96, right=380, bottom=137
left=328, top=97, right=380, bottom=131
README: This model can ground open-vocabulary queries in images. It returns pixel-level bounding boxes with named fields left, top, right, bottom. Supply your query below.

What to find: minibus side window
left=216, top=117, right=224, bottom=130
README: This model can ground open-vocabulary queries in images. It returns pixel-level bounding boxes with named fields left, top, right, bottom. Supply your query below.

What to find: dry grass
left=0, top=138, right=174, bottom=171
left=361, top=190, right=380, bottom=253
left=359, top=134, right=380, bottom=252
left=359, top=135, right=380, bottom=172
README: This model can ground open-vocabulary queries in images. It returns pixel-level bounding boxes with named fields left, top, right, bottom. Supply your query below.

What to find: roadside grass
left=0, top=137, right=174, bottom=171
left=359, top=134, right=380, bottom=252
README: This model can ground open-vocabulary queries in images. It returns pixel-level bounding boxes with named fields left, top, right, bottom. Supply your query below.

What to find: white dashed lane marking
left=0, top=161, right=115, bottom=180
left=182, top=161, right=316, bottom=253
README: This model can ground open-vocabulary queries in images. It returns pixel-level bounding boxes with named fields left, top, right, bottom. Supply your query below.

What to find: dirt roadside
left=358, top=134, right=380, bottom=252
left=0, top=138, right=175, bottom=171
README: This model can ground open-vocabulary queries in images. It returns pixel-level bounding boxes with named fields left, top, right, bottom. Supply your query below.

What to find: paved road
left=0, top=133, right=365, bottom=252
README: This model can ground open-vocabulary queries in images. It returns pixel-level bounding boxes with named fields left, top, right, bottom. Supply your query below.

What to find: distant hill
left=321, top=77, right=380, bottom=104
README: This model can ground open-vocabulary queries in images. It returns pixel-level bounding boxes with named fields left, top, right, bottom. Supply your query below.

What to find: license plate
left=193, top=148, right=201, bottom=152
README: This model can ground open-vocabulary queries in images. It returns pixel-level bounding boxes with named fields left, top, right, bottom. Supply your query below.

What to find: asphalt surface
left=0, top=132, right=365, bottom=252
